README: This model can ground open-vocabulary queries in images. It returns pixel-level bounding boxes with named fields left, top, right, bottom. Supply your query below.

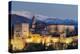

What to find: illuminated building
left=47, top=24, right=57, bottom=34
left=65, top=25, right=75, bottom=37
left=14, top=23, right=29, bottom=38
left=47, top=24, right=75, bottom=37
left=57, top=25, right=66, bottom=33
left=57, top=25, right=67, bottom=39
left=12, top=23, right=29, bottom=50
left=66, top=25, right=75, bottom=32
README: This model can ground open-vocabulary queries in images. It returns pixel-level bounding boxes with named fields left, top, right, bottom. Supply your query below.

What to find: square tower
left=14, top=23, right=29, bottom=38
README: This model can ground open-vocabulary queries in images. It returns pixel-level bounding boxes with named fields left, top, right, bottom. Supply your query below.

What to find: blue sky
left=11, top=1, right=78, bottom=20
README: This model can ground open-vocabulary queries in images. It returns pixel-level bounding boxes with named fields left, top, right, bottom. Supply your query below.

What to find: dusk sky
left=11, top=1, right=78, bottom=20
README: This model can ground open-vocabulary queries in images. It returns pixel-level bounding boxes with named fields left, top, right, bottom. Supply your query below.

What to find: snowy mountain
left=10, top=11, right=78, bottom=27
